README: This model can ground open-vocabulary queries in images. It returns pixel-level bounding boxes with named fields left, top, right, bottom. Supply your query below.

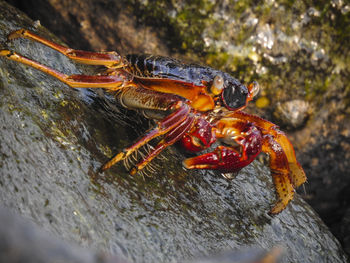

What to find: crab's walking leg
left=100, top=101, right=191, bottom=171
left=130, top=114, right=195, bottom=175
left=0, top=50, right=132, bottom=89
left=262, top=134, right=295, bottom=214
left=266, top=127, right=306, bottom=188
left=8, top=29, right=124, bottom=68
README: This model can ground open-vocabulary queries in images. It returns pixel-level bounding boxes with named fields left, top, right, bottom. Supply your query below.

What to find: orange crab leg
left=267, top=128, right=306, bottom=188
left=100, top=102, right=191, bottom=171
left=225, top=111, right=306, bottom=188
left=262, top=134, right=295, bottom=214
left=0, top=50, right=133, bottom=89
left=130, top=113, right=195, bottom=175
left=8, top=29, right=125, bottom=68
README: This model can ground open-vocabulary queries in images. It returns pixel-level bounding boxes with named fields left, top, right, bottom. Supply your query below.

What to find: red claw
left=183, top=145, right=257, bottom=172
left=183, top=123, right=263, bottom=173
left=179, top=118, right=216, bottom=152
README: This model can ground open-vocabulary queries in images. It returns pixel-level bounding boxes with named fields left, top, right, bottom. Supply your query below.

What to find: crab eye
left=210, top=75, right=224, bottom=95
left=222, top=83, right=249, bottom=110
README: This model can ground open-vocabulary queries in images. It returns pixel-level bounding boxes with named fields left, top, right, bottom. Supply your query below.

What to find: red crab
left=0, top=29, right=307, bottom=214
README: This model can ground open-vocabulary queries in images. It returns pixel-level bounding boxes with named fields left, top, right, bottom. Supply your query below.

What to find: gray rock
left=0, top=1, right=348, bottom=263
left=0, top=206, right=284, bottom=263
left=273, top=100, right=310, bottom=129
left=0, top=206, right=127, bottom=263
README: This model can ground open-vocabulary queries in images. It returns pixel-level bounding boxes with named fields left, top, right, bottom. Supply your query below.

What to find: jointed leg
left=129, top=114, right=195, bottom=175
left=100, top=103, right=192, bottom=171
left=262, top=134, right=295, bottom=214
left=0, top=50, right=132, bottom=90
left=8, top=29, right=125, bottom=68
left=266, top=127, right=306, bottom=187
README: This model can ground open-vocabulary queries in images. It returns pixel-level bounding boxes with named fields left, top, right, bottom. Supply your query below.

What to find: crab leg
left=266, top=127, right=306, bottom=188
left=100, top=102, right=191, bottom=171
left=0, top=50, right=132, bottom=89
left=8, top=29, right=124, bottom=68
left=262, top=134, right=295, bottom=214
left=130, top=114, right=195, bottom=175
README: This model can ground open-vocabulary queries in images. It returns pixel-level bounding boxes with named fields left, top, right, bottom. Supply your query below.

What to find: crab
left=0, top=29, right=306, bottom=214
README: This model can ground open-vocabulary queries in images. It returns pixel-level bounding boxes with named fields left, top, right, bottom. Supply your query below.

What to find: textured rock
left=0, top=206, right=127, bottom=263
left=0, top=1, right=348, bottom=263
left=0, top=206, right=285, bottom=263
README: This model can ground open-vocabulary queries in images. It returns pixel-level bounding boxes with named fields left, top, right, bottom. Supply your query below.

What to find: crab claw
left=183, top=145, right=257, bottom=173
left=184, top=122, right=263, bottom=173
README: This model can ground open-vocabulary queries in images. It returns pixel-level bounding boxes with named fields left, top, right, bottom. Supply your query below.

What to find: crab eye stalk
left=210, top=75, right=224, bottom=95
left=247, top=81, right=260, bottom=100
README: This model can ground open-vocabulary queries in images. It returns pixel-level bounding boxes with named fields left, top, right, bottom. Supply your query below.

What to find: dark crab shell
left=126, top=54, right=249, bottom=110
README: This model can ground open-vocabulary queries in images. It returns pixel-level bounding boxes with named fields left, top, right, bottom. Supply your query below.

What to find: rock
left=273, top=100, right=310, bottom=129
left=0, top=206, right=128, bottom=263
left=0, top=206, right=283, bottom=263
left=0, top=1, right=348, bottom=263
left=340, top=208, right=350, bottom=255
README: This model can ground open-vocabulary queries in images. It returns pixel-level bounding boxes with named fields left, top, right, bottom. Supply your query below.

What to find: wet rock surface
left=0, top=1, right=349, bottom=262
left=0, top=206, right=127, bottom=263
left=0, top=205, right=284, bottom=263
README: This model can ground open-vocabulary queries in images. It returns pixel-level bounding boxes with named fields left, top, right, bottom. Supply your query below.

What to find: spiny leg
left=8, top=29, right=125, bottom=68
left=130, top=114, right=196, bottom=175
left=262, top=134, right=295, bottom=214
left=100, top=102, right=191, bottom=171
left=0, top=50, right=132, bottom=89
